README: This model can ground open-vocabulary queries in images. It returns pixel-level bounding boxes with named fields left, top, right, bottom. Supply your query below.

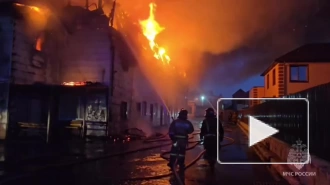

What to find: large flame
left=139, top=3, right=170, bottom=64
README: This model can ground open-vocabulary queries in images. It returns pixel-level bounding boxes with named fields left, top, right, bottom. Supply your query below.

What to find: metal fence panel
left=240, top=82, right=330, bottom=161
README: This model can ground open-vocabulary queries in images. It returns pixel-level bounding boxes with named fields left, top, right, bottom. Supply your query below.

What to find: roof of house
left=232, top=89, right=247, bottom=98
left=261, top=43, right=330, bottom=76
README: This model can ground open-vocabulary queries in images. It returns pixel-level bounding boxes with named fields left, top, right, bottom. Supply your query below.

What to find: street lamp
left=201, top=95, right=205, bottom=106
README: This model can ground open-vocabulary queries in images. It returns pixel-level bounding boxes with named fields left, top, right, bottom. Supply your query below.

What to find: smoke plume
left=67, top=0, right=319, bottom=88
left=114, top=0, right=318, bottom=88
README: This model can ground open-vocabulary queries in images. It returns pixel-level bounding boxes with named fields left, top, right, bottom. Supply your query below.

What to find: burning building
left=0, top=2, right=68, bottom=139
left=0, top=1, right=186, bottom=140
left=113, top=3, right=188, bottom=122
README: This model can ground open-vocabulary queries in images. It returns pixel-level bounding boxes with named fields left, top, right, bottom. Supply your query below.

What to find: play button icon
left=249, top=116, right=279, bottom=147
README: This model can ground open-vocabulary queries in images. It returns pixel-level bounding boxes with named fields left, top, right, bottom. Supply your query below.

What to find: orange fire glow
left=14, top=3, right=42, bottom=13
left=139, top=3, right=170, bottom=64
left=62, top=82, right=86, bottom=86
left=35, top=34, right=44, bottom=51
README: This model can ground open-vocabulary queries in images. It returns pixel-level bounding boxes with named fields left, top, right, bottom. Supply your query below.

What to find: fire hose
left=0, top=126, right=235, bottom=184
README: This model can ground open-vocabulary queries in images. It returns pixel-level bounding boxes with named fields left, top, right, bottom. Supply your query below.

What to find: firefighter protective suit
left=200, top=108, right=224, bottom=168
left=168, top=109, right=194, bottom=170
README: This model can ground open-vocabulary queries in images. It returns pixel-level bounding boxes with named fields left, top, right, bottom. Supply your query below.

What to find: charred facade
left=0, top=2, right=68, bottom=139
left=0, top=2, right=183, bottom=140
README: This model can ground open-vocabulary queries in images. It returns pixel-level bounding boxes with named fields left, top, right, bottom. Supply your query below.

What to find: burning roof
left=60, top=5, right=109, bottom=33
left=139, top=3, right=170, bottom=65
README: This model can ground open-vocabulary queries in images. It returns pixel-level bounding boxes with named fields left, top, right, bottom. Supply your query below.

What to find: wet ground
left=0, top=121, right=290, bottom=185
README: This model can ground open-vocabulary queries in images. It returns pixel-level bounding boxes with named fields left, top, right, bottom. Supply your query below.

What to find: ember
left=35, top=33, right=45, bottom=51
left=62, top=82, right=86, bottom=86
left=139, top=3, right=170, bottom=65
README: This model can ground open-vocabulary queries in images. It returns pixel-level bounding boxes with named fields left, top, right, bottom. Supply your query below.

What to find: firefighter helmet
left=178, top=109, right=188, bottom=120
left=179, top=109, right=188, bottom=116
left=205, top=107, right=215, bottom=117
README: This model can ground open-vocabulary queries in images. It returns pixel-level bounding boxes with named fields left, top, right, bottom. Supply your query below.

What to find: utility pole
left=98, top=0, right=102, bottom=10
left=109, top=0, right=116, bottom=96
left=85, top=0, right=88, bottom=9
left=107, top=0, right=116, bottom=132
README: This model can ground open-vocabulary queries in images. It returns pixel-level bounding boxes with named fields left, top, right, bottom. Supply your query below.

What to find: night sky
left=219, top=76, right=264, bottom=98
left=197, top=0, right=330, bottom=97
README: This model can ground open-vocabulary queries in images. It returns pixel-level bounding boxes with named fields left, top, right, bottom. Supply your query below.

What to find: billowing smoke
left=113, top=0, right=318, bottom=88
left=128, top=118, right=168, bottom=137
left=64, top=0, right=319, bottom=88
left=129, top=118, right=153, bottom=137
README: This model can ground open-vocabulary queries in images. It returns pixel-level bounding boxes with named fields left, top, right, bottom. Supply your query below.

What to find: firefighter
left=200, top=107, right=224, bottom=170
left=228, top=112, right=233, bottom=123
left=232, top=112, right=238, bottom=124
left=168, top=109, right=194, bottom=170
